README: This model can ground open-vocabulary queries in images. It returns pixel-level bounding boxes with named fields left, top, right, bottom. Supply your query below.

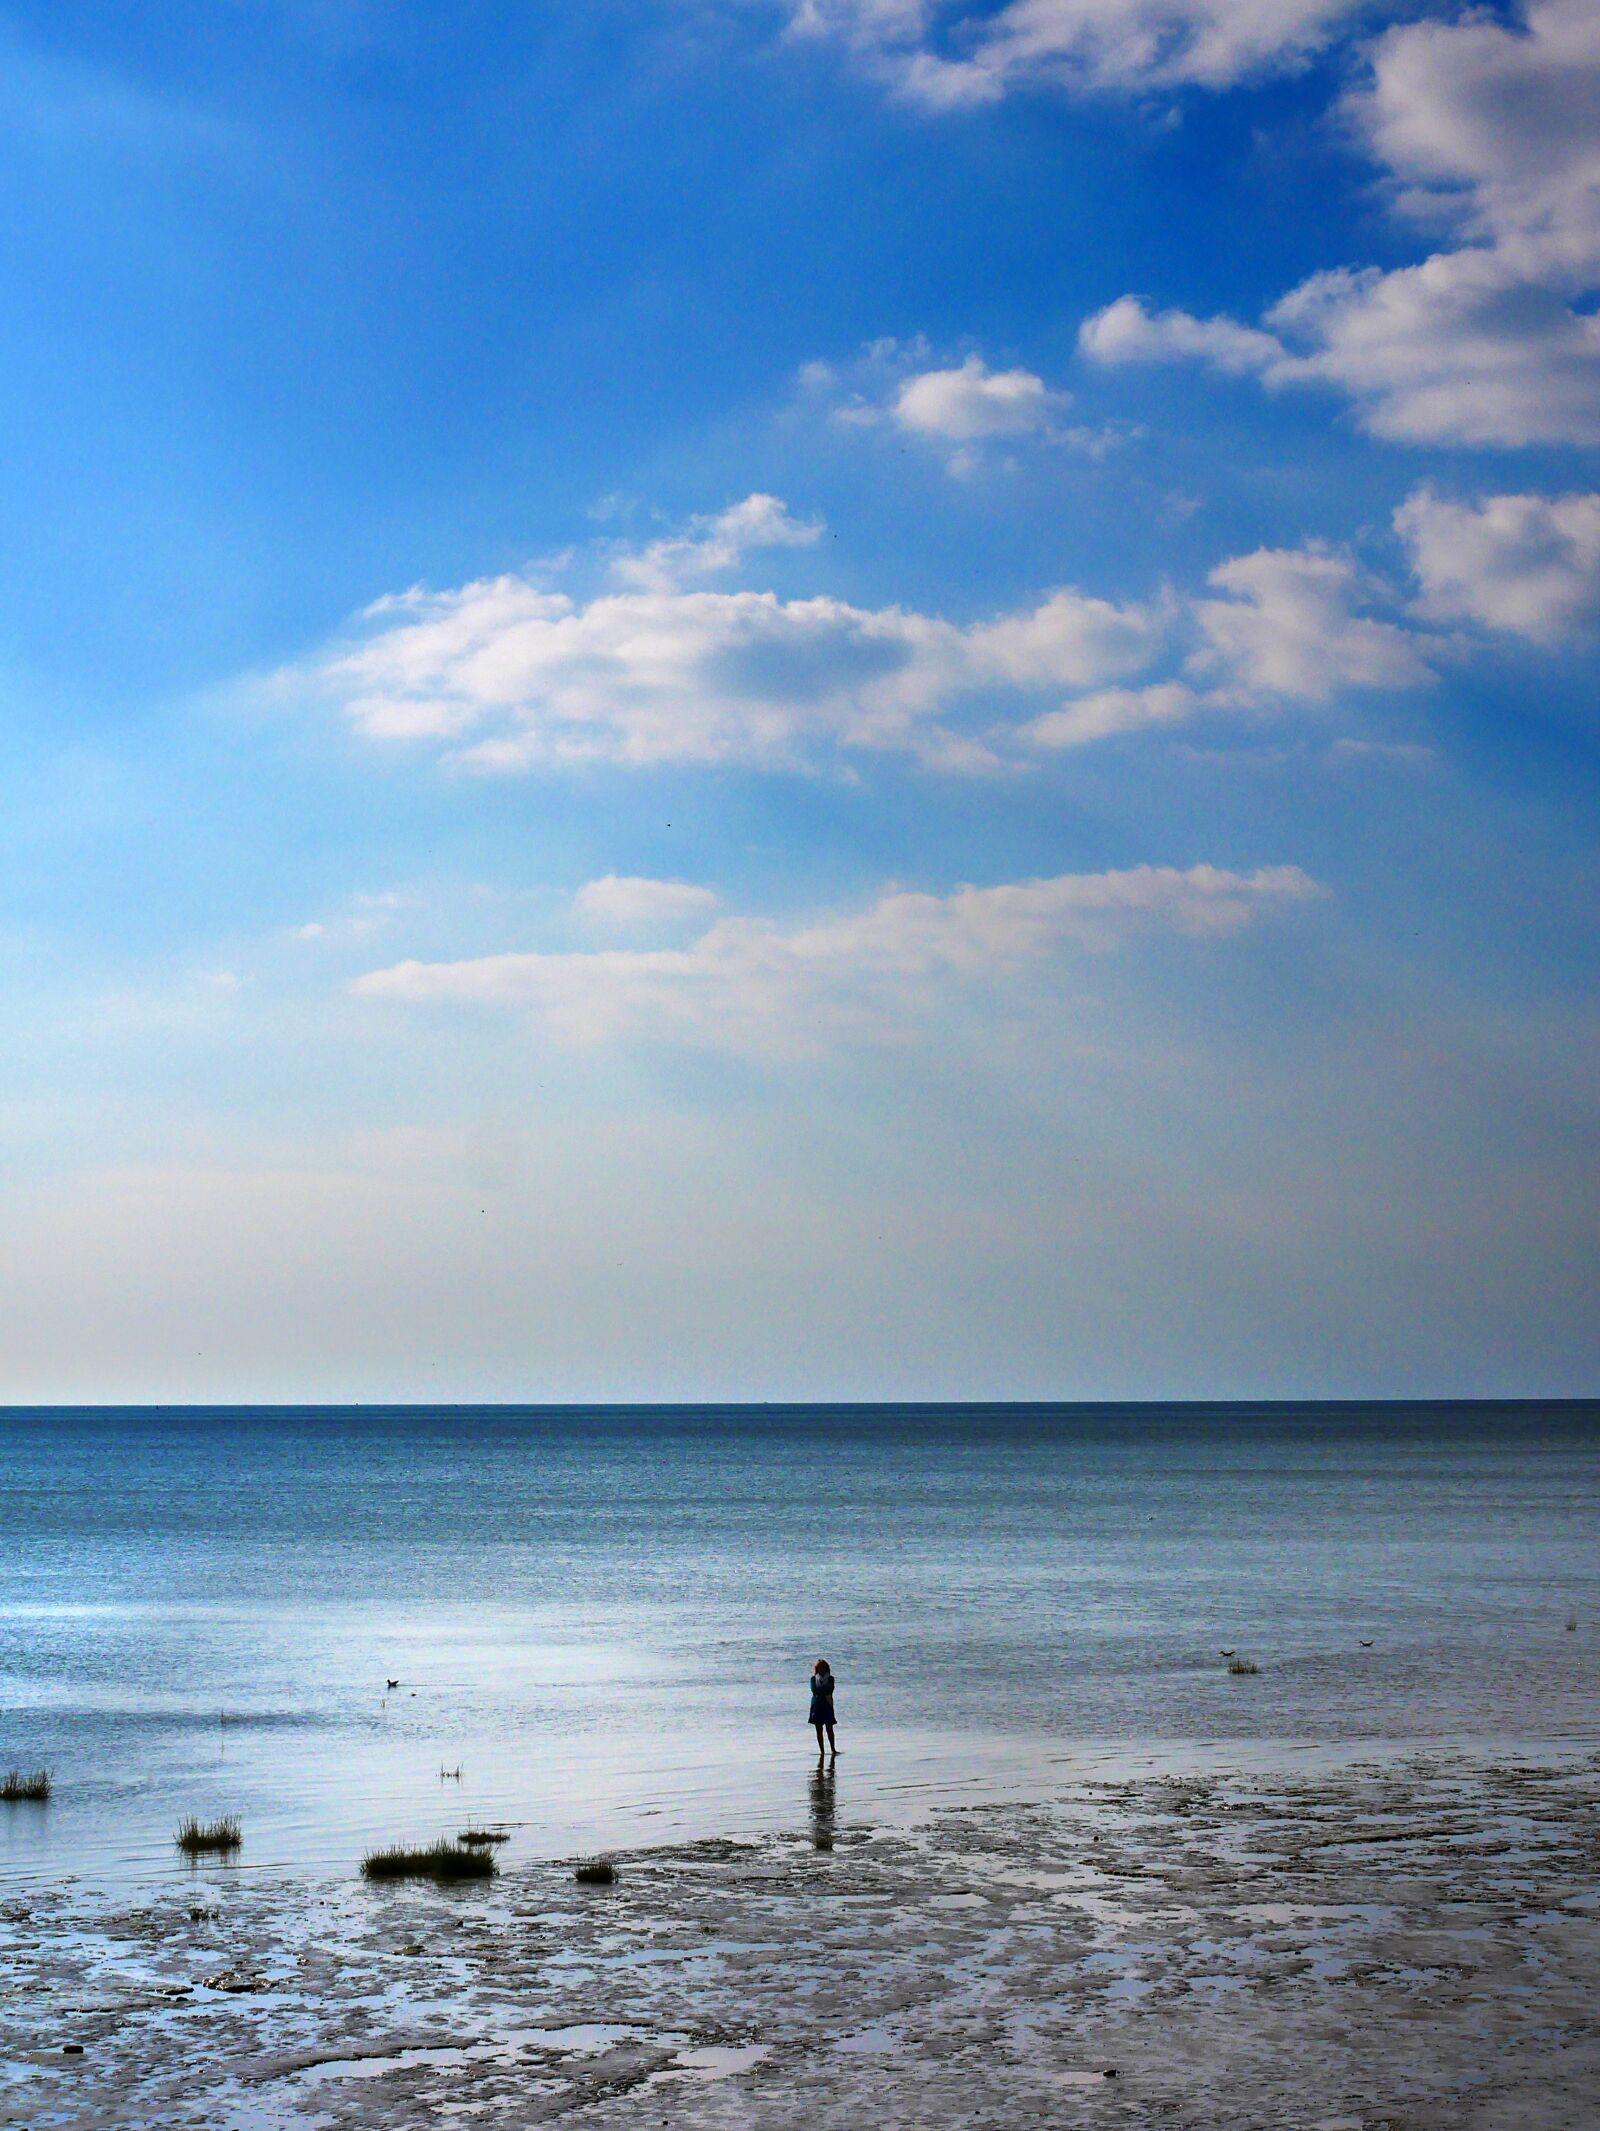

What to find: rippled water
left=2, top=1402, right=1596, bottom=1886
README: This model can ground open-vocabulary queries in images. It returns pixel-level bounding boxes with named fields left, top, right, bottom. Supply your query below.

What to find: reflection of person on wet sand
left=809, top=1759, right=836, bottom=1849
left=809, top=1658, right=838, bottom=1758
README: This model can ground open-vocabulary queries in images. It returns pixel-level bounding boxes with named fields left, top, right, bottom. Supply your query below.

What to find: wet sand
left=6, top=1750, right=1598, bottom=2130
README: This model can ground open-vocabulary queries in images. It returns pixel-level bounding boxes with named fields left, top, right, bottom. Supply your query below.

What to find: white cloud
left=1078, top=296, right=1289, bottom=379
left=289, top=888, right=411, bottom=943
left=307, top=497, right=1167, bottom=773
left=960, top=588, right=1171, bottom=688
left=1082, top=254, right=1600, bottom=448
left=1394, top=487, right=1600, bottom=643
left=892, top=355, right=1068, bottom=440
left=786, top=0, right=1369, bottom=103
left=301, top=503, right=1514, bottom=771
left=1022, top=680, right=1200, bottom=747
left=1355, top=0, right=1600, bottom=279
left=1265, top=251, right=1600, bottom=448
left=611, top=493, right=822, bottom=593
left=804, top=341, right=1119, bottom=468
left=1194, top=546, right=1433, bottom=701
left=1078, top=1, right=1600, bottom=447
left=572, top=874, right=724, bottom=929
left=355, top=862, right=1322, bottom=1050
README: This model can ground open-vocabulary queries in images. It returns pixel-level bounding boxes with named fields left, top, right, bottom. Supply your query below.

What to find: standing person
left=809, top=1659, right=838, bottom=1758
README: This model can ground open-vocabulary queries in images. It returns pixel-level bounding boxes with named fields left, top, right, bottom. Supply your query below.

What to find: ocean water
left=2, top=1402, right=1596, bottom=1889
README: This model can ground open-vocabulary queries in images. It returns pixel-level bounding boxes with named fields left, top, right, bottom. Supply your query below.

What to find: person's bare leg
left=814, top=1724, right=825, bottom=1756
left=826, top=1722, right=838, bottom=1756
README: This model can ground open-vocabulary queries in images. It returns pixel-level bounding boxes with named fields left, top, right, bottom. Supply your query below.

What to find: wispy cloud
left=783, top=0, right=1369, bottom=105
left=609, top=493, right=822, bottom=592
left=0, top=27, right=250, bottom=171
left=355, top=863, right=1323, bottom=1052
left=572, top=875, right=724, bottom=929
left=289, top=890, right=413, bottom=944
left=1022, top=681, right=1199, bottom=748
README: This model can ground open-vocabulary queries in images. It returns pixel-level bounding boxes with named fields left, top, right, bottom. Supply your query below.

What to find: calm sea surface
left=2, top=1403, right=1596, bottom=1888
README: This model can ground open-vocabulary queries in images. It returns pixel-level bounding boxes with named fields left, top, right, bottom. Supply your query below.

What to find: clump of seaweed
left=459, top=1828, right=510, bottom=1846
left=1227, top=1656, right=1261, bottom=1676
left=574, top=1859, right=617, bottom=1885
left=1566, top=1616, right=1578, bottom=1633
left=1, top=1769, right=51, bottom=1802
left=176, top=1816, right=242, bottom=1854
left=361, top=1841, right=496, bottom=1883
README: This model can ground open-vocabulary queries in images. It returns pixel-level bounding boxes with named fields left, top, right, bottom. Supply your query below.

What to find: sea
left=2, top=1402, right=1596, bottom=1889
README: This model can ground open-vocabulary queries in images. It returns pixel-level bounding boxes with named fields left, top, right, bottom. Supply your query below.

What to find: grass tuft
left=1, top=1769, right=51, bottom=1803
left=1227, top=1656, right=1260, bottom=1676
left=459, top=1828, right=510, bottom=1845
left=361, top=1841, right=497, bottom=1883
left=574, top=1859, right=616, bottom=1885
left=176, top=1816, right=242, bottom=1854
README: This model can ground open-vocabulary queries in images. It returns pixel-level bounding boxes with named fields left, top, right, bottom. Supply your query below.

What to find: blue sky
left=1, top=0, right=1596, bottom=1399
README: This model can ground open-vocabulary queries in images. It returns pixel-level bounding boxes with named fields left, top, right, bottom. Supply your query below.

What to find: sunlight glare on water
left=2, top=1402, right=1596, bottom=1887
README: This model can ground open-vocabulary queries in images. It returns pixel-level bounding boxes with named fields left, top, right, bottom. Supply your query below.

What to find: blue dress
left=808, top=1671, right=836, bottom=1726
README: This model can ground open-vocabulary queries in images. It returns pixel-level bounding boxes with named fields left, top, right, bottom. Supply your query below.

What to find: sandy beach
left=7, top=1747, right=1597, bottom=2130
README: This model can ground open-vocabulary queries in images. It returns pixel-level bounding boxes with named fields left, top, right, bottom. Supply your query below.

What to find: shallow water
left=2, top=1401, right=1596, bottom=1886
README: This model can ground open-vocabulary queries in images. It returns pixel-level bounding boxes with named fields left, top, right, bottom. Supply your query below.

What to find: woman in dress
left=809, top=1659, right=838, bottom=1758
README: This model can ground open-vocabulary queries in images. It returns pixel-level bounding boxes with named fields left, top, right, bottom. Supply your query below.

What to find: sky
left=0, top=0, right=1596, bottom=1402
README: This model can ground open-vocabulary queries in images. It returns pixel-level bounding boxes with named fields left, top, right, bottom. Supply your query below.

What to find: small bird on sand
left=386, top=1678, right=399, bottom=1690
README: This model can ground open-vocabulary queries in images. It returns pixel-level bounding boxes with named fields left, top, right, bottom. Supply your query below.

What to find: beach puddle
left=648, top=2043, right=770, bottom=2082
left=835, top=2022, right=898, bottom=2052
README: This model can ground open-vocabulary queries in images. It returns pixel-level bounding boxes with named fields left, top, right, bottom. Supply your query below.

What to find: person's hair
left=814, top=1659, right=830, bottom=1674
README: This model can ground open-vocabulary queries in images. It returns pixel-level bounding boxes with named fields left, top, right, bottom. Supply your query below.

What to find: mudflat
left=6, top=1750, right=1597, bottom=2129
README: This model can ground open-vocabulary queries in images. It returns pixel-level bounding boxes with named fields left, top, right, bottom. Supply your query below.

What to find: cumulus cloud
left=1080, top=0, right=1600, bottom=446
left=572, top=875, right=724, bottom=928
left=1267, top=252, right=1600, bottom=448
left=786, top=0, right=1368, bottom=104
left=308, top=496, right=1167, bottom=773
left=1194, top=547, right=1433, bottom=701
left=1083, top=256, right=1600, bottom=449
left=892, top=355, right=1069, bottom=440
left=355, top=863, right=1321, bottom=1050
left=299, top=501, right=1490, bottom=772
left=1078, top=297, right=1290, bottom=379
left=804, top=341, right=1118, bottom=468
left=1395, top=487, right=1600, bottom=643
left=1355, top=0, right=1600, bottom=278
